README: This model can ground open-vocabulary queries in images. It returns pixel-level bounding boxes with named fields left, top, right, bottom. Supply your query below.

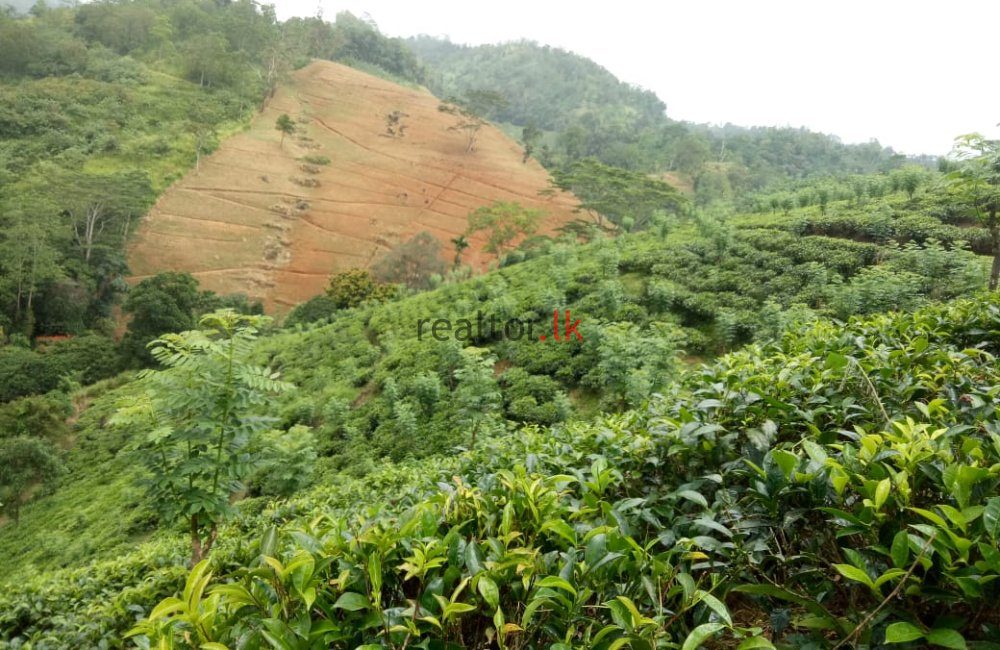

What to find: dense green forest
left=2, top=1, right=1000, bottom=648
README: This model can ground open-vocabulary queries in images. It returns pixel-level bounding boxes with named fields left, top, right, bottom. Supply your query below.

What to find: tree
left=450, top=235, right=469, bottom=269
left=275, top=113, right=295, bottom=147
left=325, top=269, right=397, bottom=308
left=437, top=90, right=507, bottom=154
left=551, top=159, right=687, bottom=232
left=371, top=231, right=446, bottom=290
left=0, top=347, right=62, bottom=403
left=892, top=165, right=927, bottom=201
left=453, top=347, right=501, bottom=449
left=671, top=133, right=711, bottom=175
left=584, top=322, right=684, bottom=409
left=181, top=32, right=233, bottom=88
left=948, top=134, right=1000, bottom=289
left=186, top=105, right=222, bottom=174
left=257, top=36, right=292, bottom=110
left=438, top=102, right=485, bottom=153
left=521, top=125, right=542, bottom=163
left=0, top=217, right=61, bottom=333
left=466, top=201, right=545, bottom=259
left=56, top=170, right=152, bottom=265
left=121, top=272, right=201, bottom=366
left=284, top=295, right=339, bottom=327
left=0, top=436, right=62, bottom=525
left=111, top=311, right=292, bottom=564
left=249, top=426, right=316, bottom=497
left=817, top=186, right=831, bottom=215
left=461, top=88, right=509, bottom=119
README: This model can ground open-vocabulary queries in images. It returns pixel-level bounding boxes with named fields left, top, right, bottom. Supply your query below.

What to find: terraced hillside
left=127, top=60, right=578, bottom=311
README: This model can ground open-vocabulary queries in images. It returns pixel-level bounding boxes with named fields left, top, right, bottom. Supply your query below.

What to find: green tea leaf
left=682, top=622, right=726, bottom=650
left=833, top=564, right=875, bottom=590
left=771, top=449, right=798, bottom=479
left=983, top=497, right=1000, bottom=541
left=890, top=530, right=909, bottom=569
left=874, top=477, right=891, bottom=509
left=737, top=638, right=776, bottom=650
left=477, top=575, right=499, bottom=610
left=695, top=590, right=731, bottom=625
left=825, top=352, right=849, bottom=370
left=465, top=541, right=485, bottom=575
left=925, top=628, right=966, bottom=649
left=885, top=621, right=924, bottom=643
left=676, top=489, right=708, bottom=508
left=541, top=519, right=578, bottom=546
left=535, top=576, right=576, bottom=597
left=332, top=592, right=370, bottom=611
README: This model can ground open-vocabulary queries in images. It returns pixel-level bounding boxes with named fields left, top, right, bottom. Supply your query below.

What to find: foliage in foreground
left=120, top=294, right=1000, bottom=649
left=111, top=311, right=292, bottom=565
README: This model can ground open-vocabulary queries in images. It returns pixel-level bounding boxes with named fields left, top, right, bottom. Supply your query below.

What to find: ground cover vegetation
left=2, top=1, right=1000, bottom=648
left=5, top=295, right=1000, bottom=648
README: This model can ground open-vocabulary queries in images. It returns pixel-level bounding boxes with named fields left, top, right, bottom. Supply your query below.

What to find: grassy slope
left=0, top=378, right=156, bottom=572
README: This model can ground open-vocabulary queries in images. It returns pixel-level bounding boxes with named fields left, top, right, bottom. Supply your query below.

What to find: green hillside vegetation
left=407, top=37, right=910, bottom=192
left=1, top=166, right=996, bottom=646
left=3, top=3, right=1000, bottom=648
left=5, top=293, right=1000, bottom=647
left=0, top=0, right=73, bottom=15
left=0, top=1, right=422, bottom=346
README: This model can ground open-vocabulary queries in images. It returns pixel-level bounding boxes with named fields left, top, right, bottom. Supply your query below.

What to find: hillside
left=3, top=3, right=1000, bottom=649
left=408, top=37, right=910, bottom=191
left=409, top=36, right=667, bottom=132
left=127, top=60, right=578, bottom=311
left=5, top=291, right=1000, bottom=647
left=2, top=152, right=997, bottom=648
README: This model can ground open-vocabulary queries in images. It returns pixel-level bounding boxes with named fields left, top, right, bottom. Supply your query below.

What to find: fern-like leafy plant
left=111, top=310, right=293, bottom=564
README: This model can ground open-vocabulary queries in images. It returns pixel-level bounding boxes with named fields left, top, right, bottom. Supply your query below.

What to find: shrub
left=326, top=269, right=398, bottom=309
left=0, top=347, right=61, bottom=403
left=285, top=295, right=340, bottom=327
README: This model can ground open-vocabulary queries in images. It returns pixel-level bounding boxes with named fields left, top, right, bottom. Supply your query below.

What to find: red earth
left=127, top=60, right=579, bottom=313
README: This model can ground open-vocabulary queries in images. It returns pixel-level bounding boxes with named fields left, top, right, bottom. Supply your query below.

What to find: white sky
left=272, top=0, right=1000, bottom=156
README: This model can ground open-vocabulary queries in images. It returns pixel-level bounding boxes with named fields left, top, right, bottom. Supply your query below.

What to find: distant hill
left=408, top=37, right=910, bottom=192
left=0, top=0, right=73, bottom=14
left=127, top=60, right=578, bottom=311
left=409, top=36, right=666, bottom=132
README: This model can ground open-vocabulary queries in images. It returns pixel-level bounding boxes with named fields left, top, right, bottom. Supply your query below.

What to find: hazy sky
left=272, top=0, right=999, bottom=156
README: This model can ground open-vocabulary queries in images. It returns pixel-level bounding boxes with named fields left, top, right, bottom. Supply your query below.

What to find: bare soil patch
left=128, top=60, right=578, bottom=313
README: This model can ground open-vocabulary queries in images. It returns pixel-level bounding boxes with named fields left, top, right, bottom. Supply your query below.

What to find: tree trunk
left=190, top=516, right=219, bottom=565
left=73, top=205, right=105, bottom=263
left=990, top=209, right=1000, bottom=291
left=191, top=516, right=202, bottom=565
left=14, top=274, right=23, bottom=323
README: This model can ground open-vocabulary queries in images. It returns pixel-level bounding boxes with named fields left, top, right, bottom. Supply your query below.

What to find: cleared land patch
left=128, top=60, right=578, bottom=311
